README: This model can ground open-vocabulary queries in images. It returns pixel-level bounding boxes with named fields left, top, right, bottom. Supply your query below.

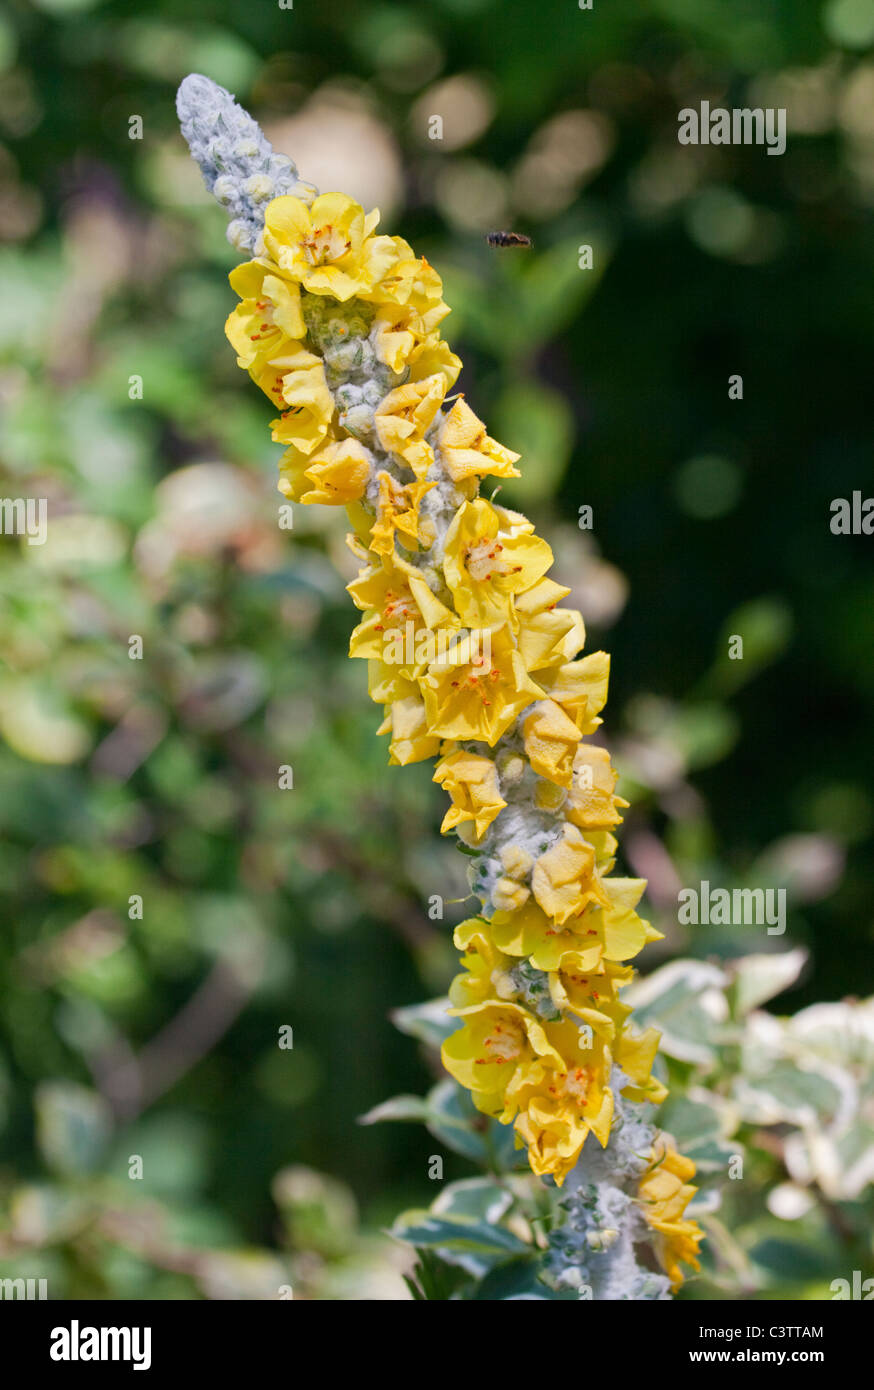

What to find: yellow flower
left=537, top=651, right=611, bottom=733
left=434, top=748, right=506, bottom=841
left=372, top=307, right=448, bottom=372
left=639, top=1139, right=704, bottom=1290
left=366, top=471, right=435, bottom=557
left=531, top=823, right=610, bottom=926
left=442, top=927, right=664, bottom=1178
left=438, top=399, right=521, bottom=484
left=348, top=561, right=457, bottom=677
left=347, top=552, right=419, bottom=612
left=263, top=193, right=399, bottom=301
left=370, top=246, right=446, bottom=310
left=491, top=899, right=601, bottom=972
left=450, top=917, right=602, bottom=1024
left=616, top=1027, right=668, bottom=1106
left=406, top=336, right=463, bottom=391
left=492, top=503, right=537, bottom=537
left=255, top=346, right=336, bottom=455
left=277, top=445, right=310, bottom=503
left=281, top=437, right=371, bottom=505
left=374, top=375, right=446, bottom=478
left=441, top=999, right=563, bottom=1123
left=419, top=623, right=545, bottom=745
left=515, top=581, right=586, bottom=671
left=522, top=699, right=582, bottom=787
left=442, top=499, right=553, bottom=630
left=449, top=918, right=513, bottom=1009
left=489, top=876, right=659, bottom=974
left=370, top=284, right=461, bottom=390
left=376, top=694, right=441, bottom=765
left=367, top=658, right=414, bottom=708
left=225, top=259, right=306, bottom=373
left=588, top=828, right=619, bottom=874
left=594, top=878, right=662, bottom=959
left=565, top=744, right=629, bottom=831
left=551, top=959, right=632, bottom=1022
left=513, top=1016, right=615, bottom=1183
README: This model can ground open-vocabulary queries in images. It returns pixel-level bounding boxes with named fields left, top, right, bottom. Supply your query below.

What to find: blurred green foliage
left=0, top=0, right=872, bottom=1297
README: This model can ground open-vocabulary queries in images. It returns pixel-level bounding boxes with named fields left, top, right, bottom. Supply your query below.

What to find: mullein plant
left=177, top=75, right=703, bottom=1299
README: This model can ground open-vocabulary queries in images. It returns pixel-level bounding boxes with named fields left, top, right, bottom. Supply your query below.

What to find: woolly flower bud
left=244, top=173, right=275, bottom=203
left=586, top=1227, right=619, bottom=1251
left=212, top=175, right=238, bottom=206
left=226, top=220, right=253, bottom=253
left=176, top=73, right=317, bottom=253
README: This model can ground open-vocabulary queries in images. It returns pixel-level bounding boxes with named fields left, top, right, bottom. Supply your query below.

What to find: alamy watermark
left=678, top=881, right=786, bottom=935
left=383, top=622, right=492, bottom=668
left=50, top=1321, right=151, bottom=1370
left=1, top=1276, right=48, bottom=1299
left=830, top=491, right=873, bottom=535
left=0, top=497, right=47, bottom=545
left=678, top=102, right=786, bottom=157
left=831, top=1271, right=874, bottom=1300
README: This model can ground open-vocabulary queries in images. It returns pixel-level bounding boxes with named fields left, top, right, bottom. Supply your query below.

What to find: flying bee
left=485, top=230, right=533, bottom=249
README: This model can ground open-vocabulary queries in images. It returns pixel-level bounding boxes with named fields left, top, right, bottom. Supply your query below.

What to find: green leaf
left=734, top=1061, right=846, bottom=1127
left=391, top=1211, right=530, bottom=1257
left=423, top=1079, right=524, bottom=1169
left=358, top=1094, right=432, bottom=1126
left=432, top=1178, right=513, bottom=1225
left=403, top=1248, right=473, bottom=1301
left=728, top=949, right=808, bottom=1015
left=750, top=1237, right=838, bottom=1282
left=671, top=702, right=739, bottom=769
left=493, top=379, right=574, bottom=506
left=471, top=1258, right=573, bottom=1300
left=391, top=997, right=455, bottom=1049
left=359, top=1081, right=521, bottom=1173
left=712, top=597, right=793, bottom=695
left=658, top=1094, right=725, bottom=1146
left=624, top=960, right=729, bottom=1067
left=35, top=1082, right=111, bottom=1178
left=516, top=234, right=610, bottom=349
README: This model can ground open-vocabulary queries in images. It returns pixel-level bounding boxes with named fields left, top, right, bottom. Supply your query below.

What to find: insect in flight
left=485, top=231, right=533, bottom=249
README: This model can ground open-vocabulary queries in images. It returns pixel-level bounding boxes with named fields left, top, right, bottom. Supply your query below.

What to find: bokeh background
left=1, top=0, right=873, bottom=1299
